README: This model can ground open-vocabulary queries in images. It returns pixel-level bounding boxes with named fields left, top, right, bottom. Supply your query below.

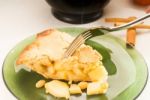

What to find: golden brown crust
left=16, top=29, right=73, bottom=78
left=16, top=29, right=57, bottom=65
left=16, top=42, right=37, bottom=65
left=37, top=29, right=54, bottom=39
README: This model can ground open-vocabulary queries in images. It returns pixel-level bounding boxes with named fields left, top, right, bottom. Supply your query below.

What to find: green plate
left=2, top=28, right=148, bottom=100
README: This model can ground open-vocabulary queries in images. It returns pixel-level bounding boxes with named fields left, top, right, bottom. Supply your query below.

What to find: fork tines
left=63, top=30, right=92, bottom=58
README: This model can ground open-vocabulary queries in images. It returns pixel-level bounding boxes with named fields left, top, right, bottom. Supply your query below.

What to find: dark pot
left=46, top=0, right=110, bottom=24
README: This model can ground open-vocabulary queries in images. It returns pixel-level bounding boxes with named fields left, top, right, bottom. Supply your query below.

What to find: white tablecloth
left=0, top=0, right=149, bottom=100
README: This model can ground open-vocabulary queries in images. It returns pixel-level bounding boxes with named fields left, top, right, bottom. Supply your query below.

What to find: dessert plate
left=2, top=28, right=148, bottom=100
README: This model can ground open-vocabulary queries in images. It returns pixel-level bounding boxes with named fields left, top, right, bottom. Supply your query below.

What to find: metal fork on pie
left=63, top=13, right=150, bottom=58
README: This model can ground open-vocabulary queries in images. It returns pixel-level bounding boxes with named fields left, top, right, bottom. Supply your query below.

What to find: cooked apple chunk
left=87, top=82, right=109, bottom=95
left=36, top=80, right=46, bottom=88
left=45, top=80, right=70, bottom=99
left=78, top=82, right=88, bottom=90
left=69, top=84, right=82, bottom=94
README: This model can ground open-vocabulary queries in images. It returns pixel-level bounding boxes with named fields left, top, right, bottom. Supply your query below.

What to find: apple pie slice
left=16, top=29, right=108, bottom=98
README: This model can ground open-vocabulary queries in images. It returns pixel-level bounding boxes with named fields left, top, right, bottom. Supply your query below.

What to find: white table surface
left=0, top=0, right=149, bottom=100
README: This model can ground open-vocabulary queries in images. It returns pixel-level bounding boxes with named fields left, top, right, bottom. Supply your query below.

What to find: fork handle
left=110, top=13, right=150, bottom=31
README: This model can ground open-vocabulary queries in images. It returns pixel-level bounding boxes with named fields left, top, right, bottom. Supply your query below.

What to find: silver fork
left=64, top=13, right=150, bottom=58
